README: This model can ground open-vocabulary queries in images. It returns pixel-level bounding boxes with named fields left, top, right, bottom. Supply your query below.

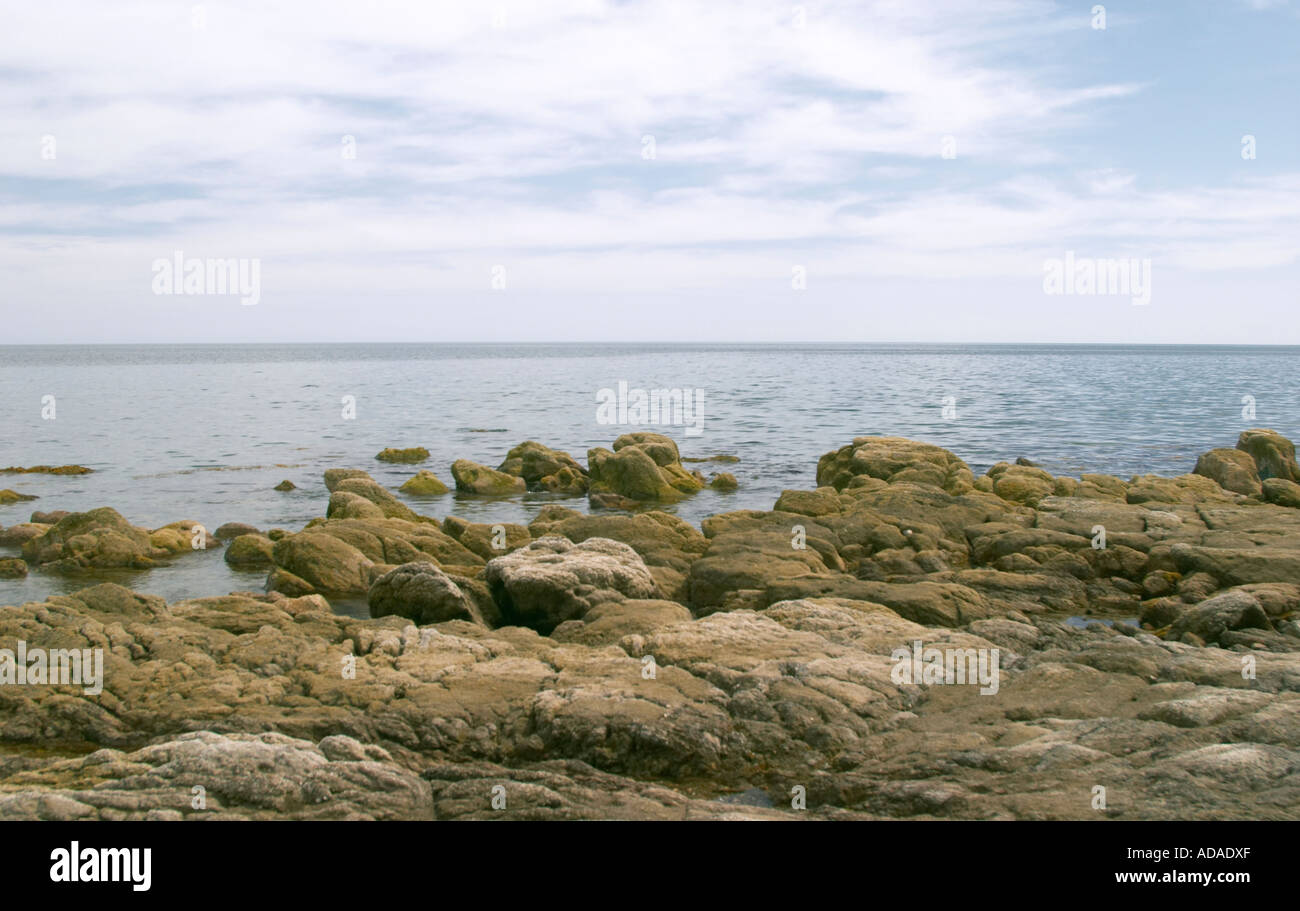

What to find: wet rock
left=376, top=447, right=430, bottom=464
left=498, top=441, right=589, bottom=494
left=0, top=557, right=28, bottom=578
left=587, top=433, right=703, bottom=502
left=451, top=459, right=527, bottom=495
left=399, top=470, right=449, bottom=496
left=224, top=534, right=275, bottom=566
left=214, top=522, right=262, bottom=541
left=324, top=468, right=373, bottom=492
left=274, top=479, right=296, bottom=492
left=22, top=508, right=162, bottom=570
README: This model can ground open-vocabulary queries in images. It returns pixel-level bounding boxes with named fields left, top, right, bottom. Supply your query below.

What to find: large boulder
left=367, top=562, right=484, bottom=625
left=324, top=468, right=373, bottom=492
left=1237, top=429, right=1300, bottom=482
left=817, top=437, right=974, bottom=494
left=450, top=460, right=527, bottom=495
left=21, top=508, right=162, bottom=570
left=484, top=536, right=659, bottom=633
left=498, top=441, right=589, bottom=494
left=528, top=507, right=707, bottom=601
left=1167, top=590, right=1271, bottom=645
left=1194, top=448, right=1263, bottom=496
left=586, top=433, right=703, bottom=503
left=1262, top=478, right=1300, bottom=508
left=271, top=532, right=376, bottom=593
left=332, top=478, right=421, bottom=522
left=224, top=534, right=275, bottom=565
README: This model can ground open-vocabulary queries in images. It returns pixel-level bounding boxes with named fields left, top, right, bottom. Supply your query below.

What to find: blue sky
left=1, top=0, right=1297, bottom=343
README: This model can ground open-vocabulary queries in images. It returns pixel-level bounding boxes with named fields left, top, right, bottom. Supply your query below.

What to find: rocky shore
left=1, top=431, right=1297, bottom=820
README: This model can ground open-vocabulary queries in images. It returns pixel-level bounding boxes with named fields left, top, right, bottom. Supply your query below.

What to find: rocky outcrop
left=1237, top=428, right=1300, bottom=482
left=1194, top=448, right=1263, bottom=496
left=484, top=536, right=659, bottom=633
left=4, top=432, right=1300, bottom=821
left=587, top=433, right=704, bottom=503
left=451, top=460, right=527, bottom=495
left=498, top=441, right=589, bottom=495
left=21, top=508, right=170, bottom=570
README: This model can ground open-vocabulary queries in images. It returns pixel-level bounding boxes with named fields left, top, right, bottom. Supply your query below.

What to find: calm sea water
left=2, top=343, right=1297, bottom=613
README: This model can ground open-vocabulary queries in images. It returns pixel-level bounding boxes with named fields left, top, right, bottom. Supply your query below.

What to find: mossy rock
left=400, top=470, right=450, bottom=496
left=375, top=447, right=430, bottom=464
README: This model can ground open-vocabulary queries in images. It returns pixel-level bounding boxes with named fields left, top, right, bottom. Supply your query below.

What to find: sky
left=1, top=0, right=1298, bottom=344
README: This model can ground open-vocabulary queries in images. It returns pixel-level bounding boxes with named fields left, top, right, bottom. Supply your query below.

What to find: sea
left=2, top=343, right=1297, bottom=613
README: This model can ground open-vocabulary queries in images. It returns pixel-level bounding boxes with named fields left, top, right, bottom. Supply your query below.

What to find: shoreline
left=2, top=431, right=1299, bottom=820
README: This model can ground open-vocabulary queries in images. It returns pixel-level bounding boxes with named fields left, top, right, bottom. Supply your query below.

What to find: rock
left=327, top=490, right=386, bottom=520
left=0, top=489, right=37, bottom=504
left=0, top=465, right=92, bottom=475
left=498, top=441, right=589, bottom=494
left=332, top=478, right=420, bottom=521
left=1171, top=543, right=1300, bottom=587
left=1262, top=478, right=1300, bottom=508
left=271, top=532, right=375, bottom=593
left=375, top=447, right=430, bottom=463
left=451, top=459, right=527, bottom=495
left=224, top=534, right=275, bottom=565
left=266, top=567, right=316, bottom=596
left=214, top=522, right=261, bottom=541
left=1167, top=590, right=1271, bottom=645
left=30, top=510, right=70, bottom=524
left=1193, top=448, right=1262, bottom=496
left=986, top=463, right=1057, bottom=506
left=528, top=507, right=707, bottom=602
left=817, top=437, right=974, bottom=494
left=587, top=433, right=703, bottom=502
left=1237, top=428, right=1300, bottom=482
left=0, top=523, right=51, bottom=546
left=441, top=516, right=530, bottom=560
left=21, top=507, right=162, bottom=570
left=274, top=479, right=296, bottom=491
left=368, top=562, right=483, bottom=625
left=0, top=557, right=28, bottom=578
left=324, top=468, right=373, bottom=492
left=774, top=488, right=842, bottom=516
left=484, top=536, right=660, bottom=633
left=399, top=470, right=449, bottom=496
left=0, top=732, right=431, bottom=820
left=709, top=473, right=738, bottom=491
left=1126, top=473, right=1239, bottom=505
left=550, top=599, right=692, bottom=646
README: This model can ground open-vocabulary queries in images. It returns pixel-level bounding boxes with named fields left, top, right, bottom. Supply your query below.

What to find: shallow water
left=2, top=343, right=1297, bottom=608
